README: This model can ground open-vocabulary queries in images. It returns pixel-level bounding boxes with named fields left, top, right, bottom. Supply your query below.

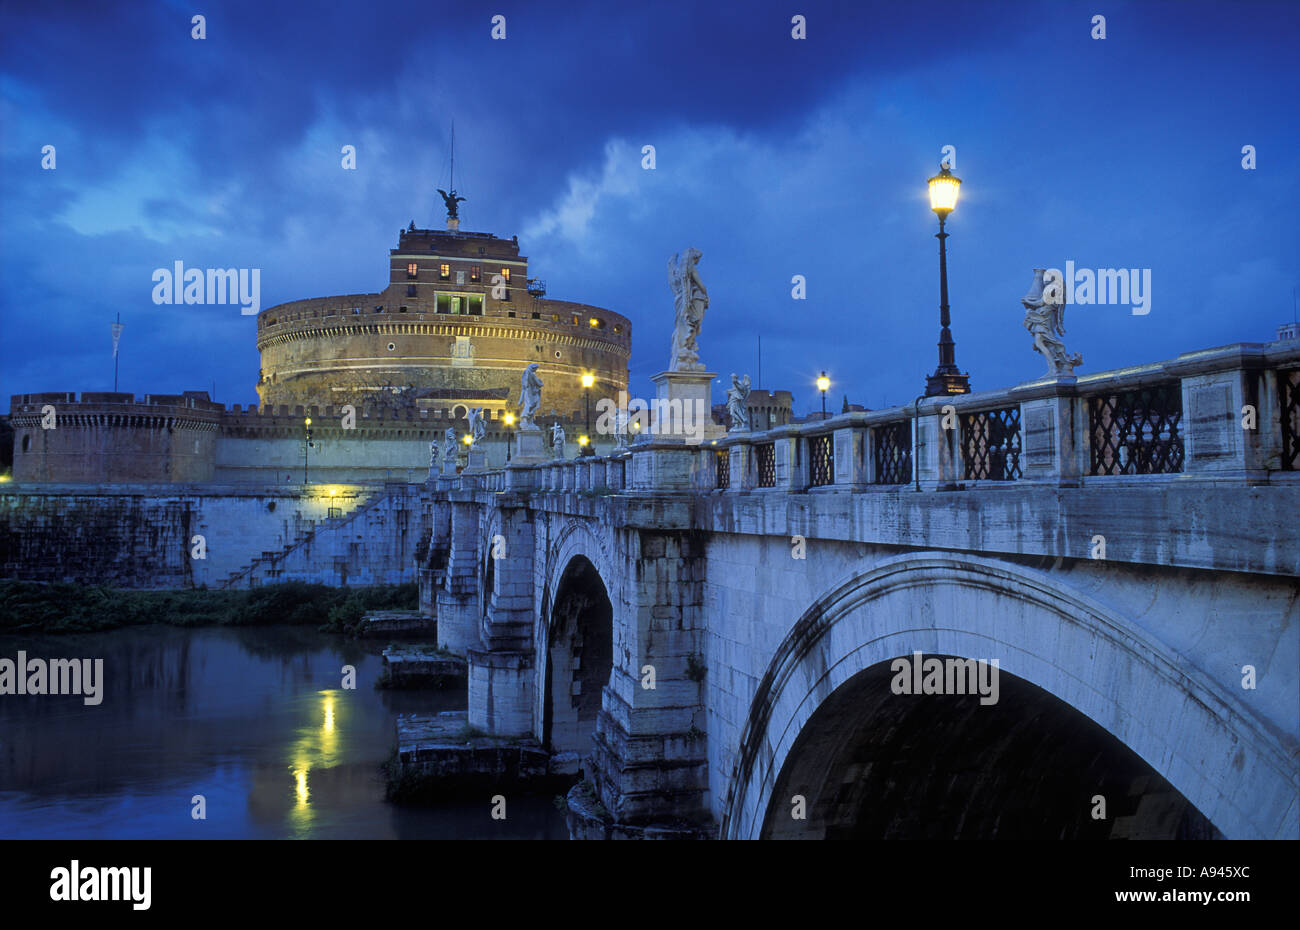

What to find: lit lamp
left=817, top=372, right=830, bottom=420
left=503, top=411, right=515, bottom=462
left=580, top=372, right=596, bottom=456
left=924, top=163, right=971, bottom=396
left=303, top=417, right=313, bottom=484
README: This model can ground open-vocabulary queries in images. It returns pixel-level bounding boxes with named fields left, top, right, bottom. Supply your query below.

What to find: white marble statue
left=550, top=421, right=566, bottom=459
left=428, top=438, right=439, bottom=468
left=467, top=407, right=487, bottom=447
left=668, top=248, right=708, bottom=371
left=613, top=408, right=629, bottom=452
left=520, top=363, right=543, bottom=428
left=726, top=373, right=751, bottom=432
left=1022, top=268, right=1083, bottom=377
left=442, top=427, right=458, bottom=466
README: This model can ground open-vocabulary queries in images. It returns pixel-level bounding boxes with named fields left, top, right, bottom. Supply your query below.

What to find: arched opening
left=543, top=556, right=613, bottom=762
left=761, top=657, right=1221, bottom=840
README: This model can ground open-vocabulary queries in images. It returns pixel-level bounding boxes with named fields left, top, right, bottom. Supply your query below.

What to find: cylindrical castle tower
left=256, top=224, right=631, bottom=453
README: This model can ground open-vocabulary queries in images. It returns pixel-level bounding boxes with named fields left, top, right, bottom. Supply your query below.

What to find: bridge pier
left=436, top=499, right=481, bottom=655
left=468, top=504, right=538, bottom=736
left=587, top=528, right=711, bottom=831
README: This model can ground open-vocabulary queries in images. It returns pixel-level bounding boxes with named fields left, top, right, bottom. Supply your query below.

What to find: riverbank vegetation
left=0, top=580, right=418, bottom=635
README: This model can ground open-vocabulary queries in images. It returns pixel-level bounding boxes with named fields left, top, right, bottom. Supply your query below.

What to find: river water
left=0, top=626, right=568, bottom=839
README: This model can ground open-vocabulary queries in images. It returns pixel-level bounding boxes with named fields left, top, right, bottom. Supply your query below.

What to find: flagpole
left=112, top=313, right=123, bottom=392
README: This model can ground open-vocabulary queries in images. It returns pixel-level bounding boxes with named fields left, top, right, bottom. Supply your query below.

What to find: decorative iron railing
left=873, top=421, right=912, bottom=485
left=1087, top=381, right=1184, bottom=475
left=809, top=434, right=834, bottom=487
left=715, top=448, right=730, bottom=489
left=755, top=443, right=776, bottom=488
left=960, top=406, right=1022, bottom=480
left=1280, top=368, right=1300, bottom=471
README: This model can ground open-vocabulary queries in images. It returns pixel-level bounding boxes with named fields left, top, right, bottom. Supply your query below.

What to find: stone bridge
left=417, top=342, right=1300, bottom=840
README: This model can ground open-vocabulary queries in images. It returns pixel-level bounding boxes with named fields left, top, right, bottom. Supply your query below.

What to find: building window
left=470, top=265, right=481, bottom=283
left=407, top=263, right=418, bottom=278
left=436, top=294, right=484, bottom=315
left=21, top=435, right=30, bottom=453
left=507, top=310, right=516, bottom=318
left=501, top=268, right=511, bottom=282
left=572, top=315, right=579, bottom=326
left=406, top=284, right=417, bottom=297
left=455, top=270, right=465, bottom=285
left=374, top=305, right=384, bottom=313
left=440, top=263, right=450, bottom=280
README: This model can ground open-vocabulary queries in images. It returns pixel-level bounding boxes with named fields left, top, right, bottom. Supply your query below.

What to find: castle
left=8, top=220, right=632, bottom=483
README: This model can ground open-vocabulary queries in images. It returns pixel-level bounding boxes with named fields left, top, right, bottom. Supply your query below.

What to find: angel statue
left=437, top=188, right=466, bottom=220
left=519, top=363, right=543, bottom=428
left=550, top=422, right=566, bottom=459
left=428, top=438, right=439, bottom=469
left=442, top=427, right=458, bottom=466
left=1022, top=268, right=1083, bottom=377
left=668, top=248, right=709, bottom=371
left=467, top=408, right=487, bottom=448
left=726, top=373, right=752, bottom=432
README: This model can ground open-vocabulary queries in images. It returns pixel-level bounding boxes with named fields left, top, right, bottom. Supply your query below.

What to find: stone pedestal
left=440, top=454, right=460, bottom=477
left=650, top=369, right=721, bottom=444
left=513, top=426, right=548, bottom=465
left=464, top=447, right=488, bottom=472
left=1011, top=376, right=1084, bottom=487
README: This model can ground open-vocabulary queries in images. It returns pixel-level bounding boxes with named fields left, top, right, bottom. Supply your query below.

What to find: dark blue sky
left=2, top=0, right=1297, bottom=413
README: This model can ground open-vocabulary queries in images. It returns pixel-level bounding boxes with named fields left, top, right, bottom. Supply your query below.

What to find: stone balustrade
left=430, top=341, right=1300, bottom=497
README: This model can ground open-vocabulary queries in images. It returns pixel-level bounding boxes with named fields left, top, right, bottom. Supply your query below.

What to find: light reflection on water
left=0, top=625, right=567, bottom=840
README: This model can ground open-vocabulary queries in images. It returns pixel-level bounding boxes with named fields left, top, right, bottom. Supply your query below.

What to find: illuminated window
left=439, top=263, right=450, bottom=280
left=407, top=263, right=418, bottom=278
left=470, top=265, right=481, bottom=282
left=500, top=268, right=511, bottom=282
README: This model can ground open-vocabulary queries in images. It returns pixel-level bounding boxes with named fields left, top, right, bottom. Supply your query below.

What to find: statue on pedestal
left=726, top=373, right=752, bottom=432
left=520, top=363, right=543, bottom=429
left=442, top=427, right=458, bottom=466
left=1022, top=268, right=1082, bottom=377
left=467, top=408, right=487, bottom=447
left=613, top=409, right=629, bottom=452
left=428, top=438, right=438, bottom=469
left=668, top=248, right=708, bottom=371
left=437, top=188, right=466, bottom=220
left=550, top=422, right=566, bottom=459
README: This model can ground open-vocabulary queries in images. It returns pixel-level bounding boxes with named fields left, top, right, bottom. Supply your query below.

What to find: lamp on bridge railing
left=303, top=417, right=313, bottom=484
left=580, top=372, right=596, bottom=456
left=504, top=411, right=515, bottom=463
left=924, top=162, right=971, bottom=397
left=817, top=372, right=830, bottom=420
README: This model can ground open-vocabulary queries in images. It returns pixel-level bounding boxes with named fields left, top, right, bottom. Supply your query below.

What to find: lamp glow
left=578, top=435, right=589, bottom=447
left=581, top=373, right=594, bottom=388
left=928, top=164, right=961, bottom=216
left=504, top=412, right=515, bottom=426
left=462, top=434, right=473, bottom=445
left=816, top=373, right=830, bottom=392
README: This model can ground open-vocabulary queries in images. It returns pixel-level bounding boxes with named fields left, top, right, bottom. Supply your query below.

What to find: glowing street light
left=303, top=417, right=313, bottom=484
left=580, top=372, right=595, bottom=456
left=817, top=372, right=830, bottom=420
left=924, top=162, right=971, bottom=396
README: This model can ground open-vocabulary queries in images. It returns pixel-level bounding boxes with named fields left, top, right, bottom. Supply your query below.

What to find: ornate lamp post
left=817, top=372, right=830, bottom=420
left=924, top=164, right=971, bottom=397
left=580, top=372, right=595, bottom=456
left=303, top=417, right=313, bottom=484
left=504, top=411, right=515, bottom=462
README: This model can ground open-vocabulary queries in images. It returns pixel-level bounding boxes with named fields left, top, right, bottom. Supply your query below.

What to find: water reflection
left=0, top=626, right=567, bottom=839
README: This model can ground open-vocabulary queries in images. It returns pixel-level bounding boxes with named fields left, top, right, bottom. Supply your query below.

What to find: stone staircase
left=219, top=488, right=385, bottom=588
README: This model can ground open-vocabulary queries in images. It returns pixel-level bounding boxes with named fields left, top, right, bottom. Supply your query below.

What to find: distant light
left=817, top=372, right=830, bottom=392
left=462, top=434, right=473, bottom=445
left=304, top=417, right=312, bottom=427
left=503, top=413, right=515, bottom=426
left=578, top=435, right=589, bottom=447
left=581, top=373, right=594, bottom=388
left=589, top=318, right=599, bottom=328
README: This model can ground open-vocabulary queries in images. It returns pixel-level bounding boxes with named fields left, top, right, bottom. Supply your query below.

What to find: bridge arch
left=720, top=552, right=1294, bottom=840
left=534, top=519, right=618, bottom=761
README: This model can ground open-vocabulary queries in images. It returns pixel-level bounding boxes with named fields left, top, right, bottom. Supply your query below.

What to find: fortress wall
left=0, top=484, right=375, bottom=589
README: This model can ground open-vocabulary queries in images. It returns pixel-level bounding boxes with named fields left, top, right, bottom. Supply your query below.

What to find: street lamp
left=503, top=411, right=515, bottom=462
left=924, top=163, right=971, bottom=397
left=580, top=372, right=595, bottom=456
left=303, top=417, right=313, bottom=484
left=817, top=372, right=830, bottom=420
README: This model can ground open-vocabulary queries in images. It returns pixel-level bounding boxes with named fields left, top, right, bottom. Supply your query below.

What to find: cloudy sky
left=2, top=0, right=1297, bottom=413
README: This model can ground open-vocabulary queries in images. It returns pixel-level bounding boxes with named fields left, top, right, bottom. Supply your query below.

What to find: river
left=0, top=625, right=568, bottom=839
